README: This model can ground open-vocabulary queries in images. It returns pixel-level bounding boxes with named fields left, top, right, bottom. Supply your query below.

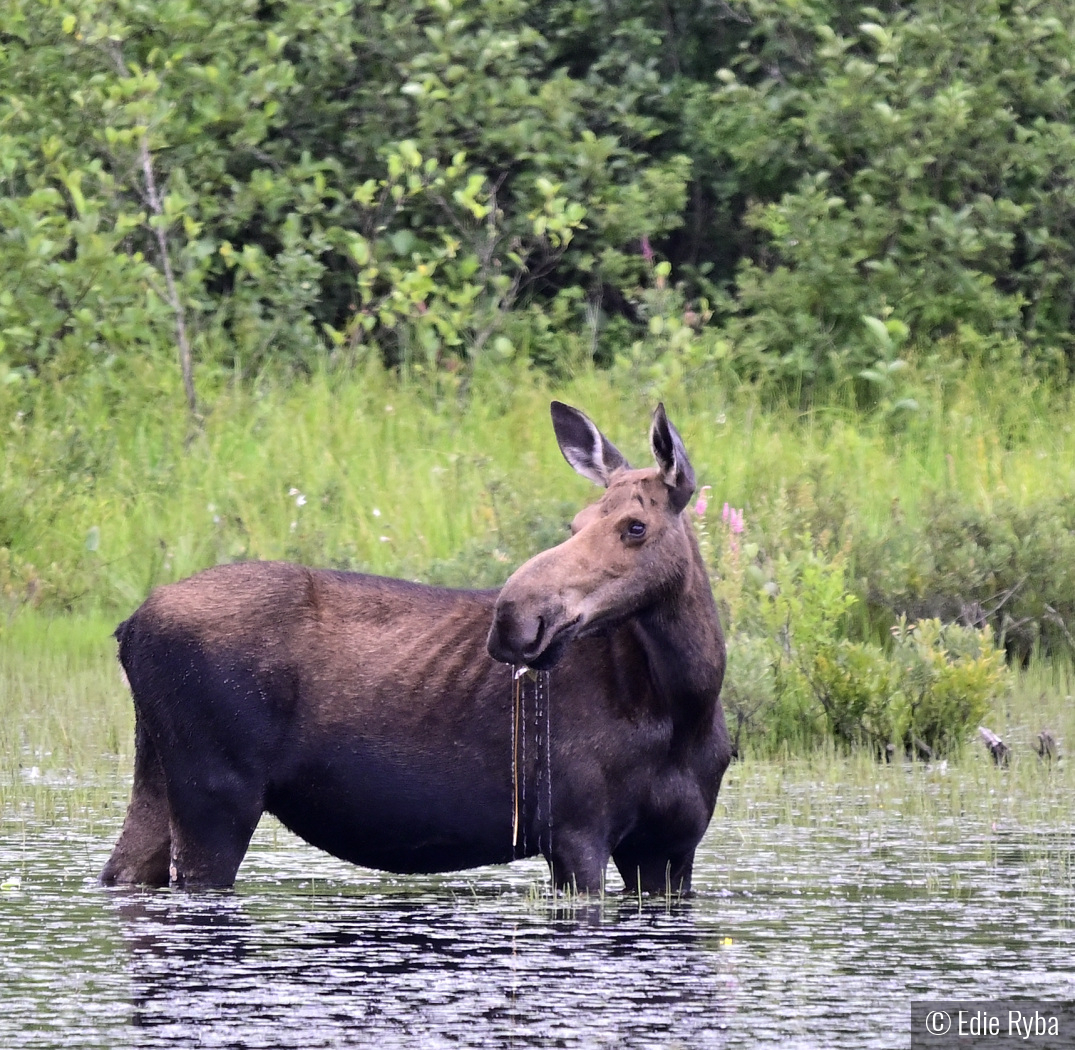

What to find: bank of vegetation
left=3, top=0, right=1075, bottom=760
left=4, top=364, right=1073, bottom=761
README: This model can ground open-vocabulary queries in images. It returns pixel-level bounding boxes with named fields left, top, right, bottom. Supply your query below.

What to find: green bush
left=688, top=0, right=1075, bottom=390
left=0, top=0, right=689, bottom=390
left=752, top=542, right=894, bottom=752
left=712, top=525, right=1010, bottom=757
left=856, top=494, right=1075, bottom=661
left=5, top=0, right=1075, bottom=399
left=889, top=617, right=1008, bottom=758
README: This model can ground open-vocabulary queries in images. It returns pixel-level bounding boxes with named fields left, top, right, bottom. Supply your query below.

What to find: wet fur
left=103, top=406, right=731, bottom=894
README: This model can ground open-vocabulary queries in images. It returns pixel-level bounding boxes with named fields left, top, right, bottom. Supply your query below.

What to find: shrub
left=713, top=525, right=1010, bottom=757
left=7, top=0, right=1075, bottom=401
left=889, top=617, right=1008, bottom=758
left=689, top=0, right=1075, bottom=389
left=857, top=494, right=1075, bottom=661
left=0, top=0, right=689, bottom=390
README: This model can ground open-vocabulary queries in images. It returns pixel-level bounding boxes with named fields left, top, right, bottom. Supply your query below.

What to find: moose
left=101, top=402, right=731, bottom=894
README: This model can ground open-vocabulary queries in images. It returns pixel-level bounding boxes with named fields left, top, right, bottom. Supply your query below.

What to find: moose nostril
left=489, top=605, right=548, bottom=662
left=528, top=615, right=546, bottom=655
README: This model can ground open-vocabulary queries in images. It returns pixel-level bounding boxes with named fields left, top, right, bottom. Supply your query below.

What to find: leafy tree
left=688, top=0, right=1075, bottom=388
left=3, top=0, right=1075, bottom=399
left=0, top=0, right=690, bottom=393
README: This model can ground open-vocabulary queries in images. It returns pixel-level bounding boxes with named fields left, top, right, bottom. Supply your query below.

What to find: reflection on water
left=1, top=770, right=1072, bottom=1050
left=111, top=891, right=733, bottom=1049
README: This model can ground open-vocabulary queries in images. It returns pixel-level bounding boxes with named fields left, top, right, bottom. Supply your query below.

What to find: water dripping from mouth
left=511, top=665, right=519, bottom=852
left=510, top=667, right=553, bottom=863
left=541, top=670, right=553, bottom=860
left=521, top=675, right=527, bottom=856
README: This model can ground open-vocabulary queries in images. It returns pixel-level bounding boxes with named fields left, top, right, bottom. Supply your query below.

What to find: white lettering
left=959, top=1010, right=1000, bottom=1036
left=1009, top=1011, right=1027, bottom=1039
left=1008, top=1010, right=1061, bottom=1040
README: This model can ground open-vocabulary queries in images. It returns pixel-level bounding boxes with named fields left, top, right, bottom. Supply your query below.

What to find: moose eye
left=624, top=520, right=647, bottom=542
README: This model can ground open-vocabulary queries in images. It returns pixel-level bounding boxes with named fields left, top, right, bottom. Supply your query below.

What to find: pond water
left=1, top=767, right=1072, bottom=1049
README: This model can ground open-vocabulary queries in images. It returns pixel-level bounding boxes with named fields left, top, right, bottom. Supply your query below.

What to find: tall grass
left=3, top=359, right=1074, bottom=617
left=0, top=614, right=132, bottom=836
left=0, top=614, right=130, bottom=777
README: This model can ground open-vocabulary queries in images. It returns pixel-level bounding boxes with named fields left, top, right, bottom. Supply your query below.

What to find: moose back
left=102, top=401, right=731, bottom=894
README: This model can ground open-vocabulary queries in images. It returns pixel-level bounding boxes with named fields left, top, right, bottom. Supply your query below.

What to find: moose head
left=487, top=401, right=699, bottom=670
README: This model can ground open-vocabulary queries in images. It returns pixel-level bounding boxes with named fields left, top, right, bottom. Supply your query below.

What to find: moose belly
left=264, top=736, right=513, bottom=874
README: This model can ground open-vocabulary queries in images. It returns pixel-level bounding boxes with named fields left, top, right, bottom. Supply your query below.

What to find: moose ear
left=650, top=403, right=696, bottom=514
left=550, top=401, right=630, bottom=487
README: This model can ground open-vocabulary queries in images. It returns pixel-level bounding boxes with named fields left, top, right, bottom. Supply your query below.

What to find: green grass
left=3, top=358, right=1074, bottom=618
left=0, top=614, right=130, bottom=783
left=0, top=614, right=132, bottom=839
left=713, top=660, right=1075, bottom=902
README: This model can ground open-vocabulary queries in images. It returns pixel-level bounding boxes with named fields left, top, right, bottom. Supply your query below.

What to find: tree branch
left=104, top=41, right=198, bottom=418
left=138, top=138, right=197, bottom=415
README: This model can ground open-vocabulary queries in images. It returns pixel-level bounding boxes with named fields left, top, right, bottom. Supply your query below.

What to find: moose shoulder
left=102, top=402, right=731, bottom=894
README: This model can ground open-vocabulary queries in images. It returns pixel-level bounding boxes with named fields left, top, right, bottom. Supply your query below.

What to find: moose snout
left=487, top=596, right=582, bottom=669
left=487, top=600, right=547, bottom=665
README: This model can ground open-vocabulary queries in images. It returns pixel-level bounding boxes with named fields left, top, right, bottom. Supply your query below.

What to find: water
left=1, top=769, right=1072, bottom=1049
left=511, top=668, right=553, bottom=858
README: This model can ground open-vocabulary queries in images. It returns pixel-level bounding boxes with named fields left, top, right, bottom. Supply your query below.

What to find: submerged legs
left=613, top=849, right=695, bottom=897
left=101, top=715, right=263, bottom=890
left=100, top=719, right=171, bottom=887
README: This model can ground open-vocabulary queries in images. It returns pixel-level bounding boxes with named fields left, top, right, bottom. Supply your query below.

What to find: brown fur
left=102, top=403, right=730, bottom=894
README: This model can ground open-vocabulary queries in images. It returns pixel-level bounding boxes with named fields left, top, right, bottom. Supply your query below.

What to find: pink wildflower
left=694, top=486, right=711, bottom=517
left=721, top=503, right=745, bottom=556
left=641, top=235, right=654, bottom=264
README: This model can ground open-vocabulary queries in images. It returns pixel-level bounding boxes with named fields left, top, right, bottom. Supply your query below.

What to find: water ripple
left=1, top=772, right=1071, bottom=1049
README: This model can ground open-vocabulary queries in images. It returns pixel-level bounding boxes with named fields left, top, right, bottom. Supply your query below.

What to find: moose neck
left=630, top=535, right=725, bottom=715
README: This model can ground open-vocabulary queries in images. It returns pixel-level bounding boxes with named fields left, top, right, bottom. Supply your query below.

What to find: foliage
left=1, top=357, right=1061, bottom=756
left=857, top=492, right=1075, bottom=662
left=689, top=0, right=1075, bottom=390
left=4, top=0, right=1075, bottom=399
left=710, top=520, right=1010, bottom=757
left=890, top=616, right=1008, bottom=758
left=0, top=0, right=683, bottom=391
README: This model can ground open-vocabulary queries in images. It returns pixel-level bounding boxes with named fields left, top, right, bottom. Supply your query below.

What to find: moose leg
left=100, top=719, right=172, bottom=887
left=165, top=770, right=264, bottom=889
left=613, top=848, right=695, bottom=897
left=546, top=831, right=610, bottom=895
